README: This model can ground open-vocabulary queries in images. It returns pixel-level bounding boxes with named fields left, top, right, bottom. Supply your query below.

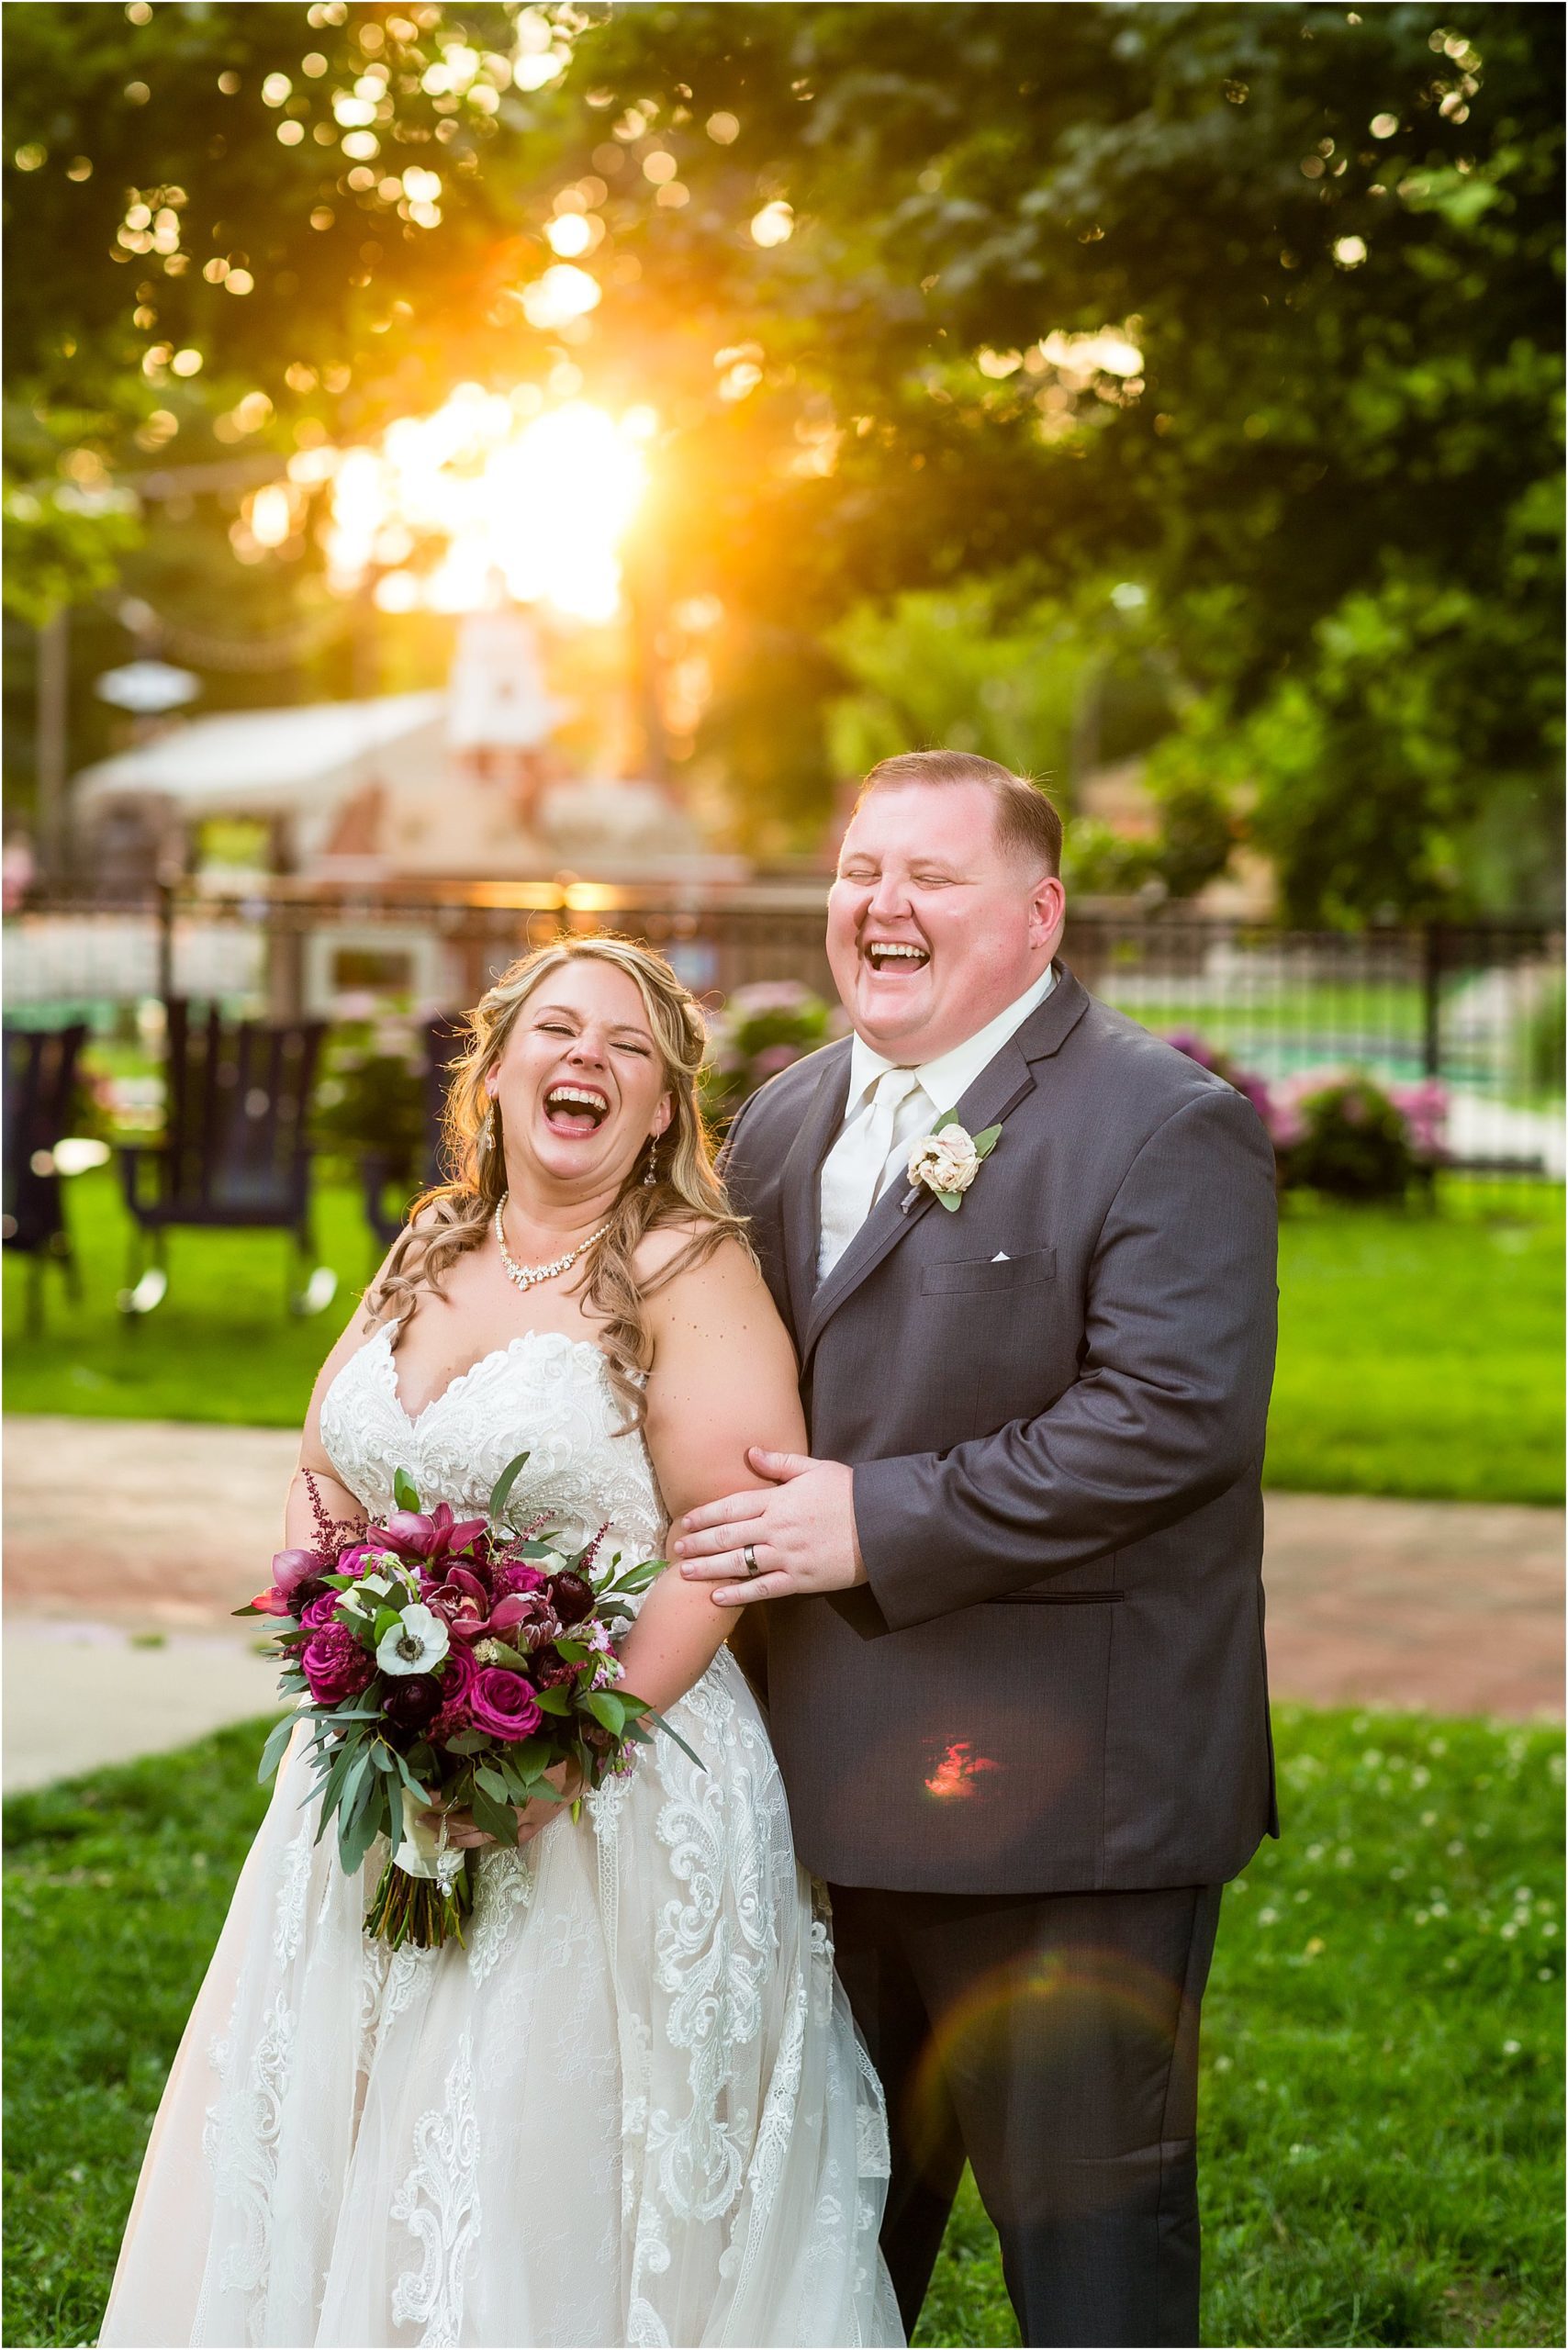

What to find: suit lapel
left=800, top=962, right=1092, bottom=1365
left=778, top=1041, right=852, bottom=1344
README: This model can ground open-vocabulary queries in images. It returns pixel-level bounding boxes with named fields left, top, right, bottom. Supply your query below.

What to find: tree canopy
left=5, top=3, right=1561, bottom=918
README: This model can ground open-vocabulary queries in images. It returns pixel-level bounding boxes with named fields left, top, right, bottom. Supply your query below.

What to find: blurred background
left=2, top=6, right=1562, bottom=2346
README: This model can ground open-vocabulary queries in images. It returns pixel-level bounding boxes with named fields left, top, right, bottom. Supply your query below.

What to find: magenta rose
left=332, top=1541, right=387, bottom=1583
left=498, top=1561, right=548, bottom=1596
left=301, top=1622, right=375, bottom=1705
left=300, top=1590, right=342, bottom=1630
left=467, top=1668, right=543, bottom=1742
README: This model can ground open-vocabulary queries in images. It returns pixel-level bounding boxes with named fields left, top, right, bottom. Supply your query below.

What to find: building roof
left=74, top=693, right=445, bottom=813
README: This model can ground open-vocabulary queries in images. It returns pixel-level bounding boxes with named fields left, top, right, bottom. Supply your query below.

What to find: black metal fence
left=5, top=884, right=1562, bottom=1177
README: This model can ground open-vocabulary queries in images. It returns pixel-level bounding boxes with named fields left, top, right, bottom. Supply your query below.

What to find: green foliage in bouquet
left=701, top=983, right=841, bottom=1125
left=241, top=1449, right=699, bottom=1949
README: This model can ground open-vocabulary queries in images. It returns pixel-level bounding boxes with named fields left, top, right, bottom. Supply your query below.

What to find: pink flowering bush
left=1166, top=1035, right=1448, bottom=1202
left=701, top=982, right=845, bottom=1123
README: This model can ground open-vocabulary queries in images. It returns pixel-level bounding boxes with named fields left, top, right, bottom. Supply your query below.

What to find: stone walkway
left=3, top=1416, right=1561, bottom=1789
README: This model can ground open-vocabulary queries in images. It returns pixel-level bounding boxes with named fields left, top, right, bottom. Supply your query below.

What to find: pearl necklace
left=493, top=1194, right=612, bottom=1292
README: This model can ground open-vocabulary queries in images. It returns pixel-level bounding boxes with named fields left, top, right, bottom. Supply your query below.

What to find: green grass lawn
left=5, top=1169, right=1562, bottom=1505
left=5, top=1707, right=1561, bottom=2349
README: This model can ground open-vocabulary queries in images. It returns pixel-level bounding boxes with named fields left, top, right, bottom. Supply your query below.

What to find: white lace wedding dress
left=100, top=1326, right=902, bottom=2349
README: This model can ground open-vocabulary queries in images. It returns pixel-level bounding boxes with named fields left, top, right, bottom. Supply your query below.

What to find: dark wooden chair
left=3, top=1022, right=88, bottom=1333
left=362, top=1013, right=467, bottom=1253
left=118, top=1001, right=337, bottom=1316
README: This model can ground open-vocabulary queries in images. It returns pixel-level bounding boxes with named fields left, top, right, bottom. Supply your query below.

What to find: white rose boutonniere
left=906, top=1111, right=1003, bottom=1212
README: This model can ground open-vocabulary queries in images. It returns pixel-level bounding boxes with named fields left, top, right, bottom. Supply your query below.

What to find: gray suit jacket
left=721, top=964, right=1280, bottom=1895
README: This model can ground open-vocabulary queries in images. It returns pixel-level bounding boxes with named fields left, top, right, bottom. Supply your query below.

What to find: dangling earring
left=478, top=1099, right=498, bottom=1158
left=643, top=1136, right=659, bottom=1188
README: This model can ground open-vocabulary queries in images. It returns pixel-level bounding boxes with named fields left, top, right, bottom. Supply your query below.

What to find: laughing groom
left=675, top=749, right=1280, bottom=2348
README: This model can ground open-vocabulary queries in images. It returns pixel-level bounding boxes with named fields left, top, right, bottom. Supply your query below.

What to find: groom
left=674, top=749, right=1279, bottom=2348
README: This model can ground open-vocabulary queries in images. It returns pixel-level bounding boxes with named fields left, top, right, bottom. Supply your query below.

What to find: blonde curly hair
left=364, top=935, right=747, bottom=1430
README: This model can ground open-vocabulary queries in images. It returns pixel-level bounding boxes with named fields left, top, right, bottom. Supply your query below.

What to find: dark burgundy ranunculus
left=381, top=1673, right=444, bottom=1730
left=291, top=1576, right=333, bottom=1613
left=549, top=1571, right=595, bottom=1626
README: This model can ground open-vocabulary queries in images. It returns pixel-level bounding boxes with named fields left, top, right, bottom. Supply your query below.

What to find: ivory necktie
left=817, top=1066, right=930, bottom=1280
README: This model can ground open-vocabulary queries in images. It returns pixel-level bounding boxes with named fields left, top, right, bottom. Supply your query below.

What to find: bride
left=100, top=937, right=902, bottom=2350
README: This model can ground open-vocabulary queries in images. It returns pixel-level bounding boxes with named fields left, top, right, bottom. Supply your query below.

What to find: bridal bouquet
left=238, top=1453, right=694, bottom=1949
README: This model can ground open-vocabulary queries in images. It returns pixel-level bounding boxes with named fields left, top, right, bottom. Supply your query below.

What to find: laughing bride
left=100, top=937, right=901, bottom=2350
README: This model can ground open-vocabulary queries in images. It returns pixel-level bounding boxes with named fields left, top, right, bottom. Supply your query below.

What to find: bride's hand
left=423, top=1762, right=582, bottom=1852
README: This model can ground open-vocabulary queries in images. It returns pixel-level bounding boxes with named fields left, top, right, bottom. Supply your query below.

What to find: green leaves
left=487, top=1449, right=532, bottom=1532
left=393, top=1469, right=421, bottom=1515
left=255, top=1712, right=297, bottom=1786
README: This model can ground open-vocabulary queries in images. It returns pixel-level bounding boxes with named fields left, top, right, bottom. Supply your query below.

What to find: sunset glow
left=308, top=386, right=651, bottom=622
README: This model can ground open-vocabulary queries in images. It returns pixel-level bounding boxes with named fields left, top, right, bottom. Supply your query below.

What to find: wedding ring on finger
left=742, top=1542, right=761, bottom=1579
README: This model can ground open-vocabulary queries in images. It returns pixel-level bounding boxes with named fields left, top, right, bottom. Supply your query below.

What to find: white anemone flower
left=376, top=1603, right=451, bottom=1676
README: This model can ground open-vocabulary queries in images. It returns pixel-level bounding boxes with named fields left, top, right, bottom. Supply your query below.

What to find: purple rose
left=300, top=1590, right=342, bottom=1630
left=382, top=1673, right=444, bottom=1730
left=301, top=1622, right=375, bottom=1705
left=467, top=1668, right=543, bottom=1743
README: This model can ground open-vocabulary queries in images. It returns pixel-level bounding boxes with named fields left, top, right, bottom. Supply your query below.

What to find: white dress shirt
left=816, top=962, right=1056, bottom=1279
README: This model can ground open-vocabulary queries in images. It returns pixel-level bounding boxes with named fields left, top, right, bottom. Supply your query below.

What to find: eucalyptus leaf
left=935, top=1190, right=963, bottom=1212
left=469, top=1784, right=520, bottom=1846
left=645, top=1705, right=705, bottom=1771
left=971, top=1123, right=1002, bottom=1155
left=256, top=1712, right=297, bottom=1785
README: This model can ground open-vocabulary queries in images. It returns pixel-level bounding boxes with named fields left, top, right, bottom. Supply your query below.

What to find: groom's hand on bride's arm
left=672, top=1449, right=867, bottom=1606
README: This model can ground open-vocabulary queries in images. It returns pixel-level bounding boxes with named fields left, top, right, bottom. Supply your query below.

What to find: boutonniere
left=905, top=1111, right=1002, bottom=1212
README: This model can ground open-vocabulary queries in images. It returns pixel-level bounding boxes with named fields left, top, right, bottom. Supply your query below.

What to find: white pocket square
left=991, top=1250, right=1011, bottom=1262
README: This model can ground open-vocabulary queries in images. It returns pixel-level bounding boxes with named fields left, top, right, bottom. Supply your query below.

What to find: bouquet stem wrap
left=364, top=1788, right=473, bottom=1950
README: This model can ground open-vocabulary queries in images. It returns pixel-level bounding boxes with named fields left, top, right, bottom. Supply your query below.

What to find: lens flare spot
left=924, top=1740, right=1002, bottom=1801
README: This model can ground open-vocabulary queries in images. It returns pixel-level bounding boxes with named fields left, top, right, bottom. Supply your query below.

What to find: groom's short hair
left=858, top=749, right=1063, bottom=876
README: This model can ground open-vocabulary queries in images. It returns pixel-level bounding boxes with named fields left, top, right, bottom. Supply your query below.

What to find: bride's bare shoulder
left=635, top=1222, right=772, bottom=1326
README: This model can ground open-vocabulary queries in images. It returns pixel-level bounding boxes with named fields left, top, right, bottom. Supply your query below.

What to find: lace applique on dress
left=390, top=2031, right=483, bottom=2349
